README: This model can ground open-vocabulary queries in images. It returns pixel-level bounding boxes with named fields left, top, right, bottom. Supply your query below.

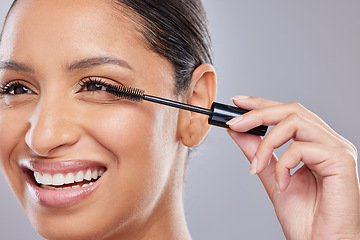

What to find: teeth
left=42, top=173, right=52, bottom=185
left=64, top=173, right=75, bottom=184
left=34, top=168, right=105, bottom=188
left=84, top=169, right=92, bottom=181
left=92, top=170, right=98, bottom=180
left=42, top=183, right=94, bottom=190
left=75, top=171, right=84, bottom=182
left=53, top=173, right=65, bottom=186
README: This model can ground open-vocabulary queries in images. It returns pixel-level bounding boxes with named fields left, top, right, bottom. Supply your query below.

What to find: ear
left=178, top=63, right=217, bottom=148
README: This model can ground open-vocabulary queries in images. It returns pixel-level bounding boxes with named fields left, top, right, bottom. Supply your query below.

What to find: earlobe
left=178, top=64, right=217, bottom=148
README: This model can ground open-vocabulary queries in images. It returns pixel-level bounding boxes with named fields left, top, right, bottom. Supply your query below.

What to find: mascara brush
left=105, top=84, right=268, bottom=136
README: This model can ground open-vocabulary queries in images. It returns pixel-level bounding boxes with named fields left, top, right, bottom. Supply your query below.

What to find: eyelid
left=78, top=77, right=123, bottom=91
left=0, top=80, right=37, bottom=94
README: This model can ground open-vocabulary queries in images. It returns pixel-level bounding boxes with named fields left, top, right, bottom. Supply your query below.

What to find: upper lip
left=19, top=159, right=107, bottom=174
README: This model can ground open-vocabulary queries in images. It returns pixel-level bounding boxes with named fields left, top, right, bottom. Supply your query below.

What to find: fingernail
left=231, top=95, right=250, bottom=101
left=226, top=115, right=243, bottom=126
left=249, top=157, right=258, bottom=175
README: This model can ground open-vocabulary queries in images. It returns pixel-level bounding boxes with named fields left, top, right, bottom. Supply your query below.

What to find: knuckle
left=350, top=143, right=358, bottom=159
left=339, top=147, right=357, bottom=164
left=334, top=139, right=358, bottom=160
left=329, top=147, right=358, bottom=171
left=287, top=112, right=304, bottom=123
left=288, top=141, right=302, bottom=152
left=289, top=101, right=305, bottom=111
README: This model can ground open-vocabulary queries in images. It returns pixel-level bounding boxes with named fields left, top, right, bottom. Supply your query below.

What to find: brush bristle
left=105, top=84, right=145, bottom=102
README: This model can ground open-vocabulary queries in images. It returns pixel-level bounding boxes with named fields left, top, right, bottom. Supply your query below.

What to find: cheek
left=0, top=108, right=29, bottom=202
left=70, top=102, right=179, bottom=231
left=82, top=101, right=177, bottom=161
left=79, top=101, right=178, bottom=194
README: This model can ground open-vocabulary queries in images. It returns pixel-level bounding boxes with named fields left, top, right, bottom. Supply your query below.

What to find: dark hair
left=114, top=0, right=213, bottom=94
left=1, top=0, right=213, bottom=95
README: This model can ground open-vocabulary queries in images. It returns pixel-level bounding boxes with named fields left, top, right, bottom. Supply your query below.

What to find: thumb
left=227, top=130, right=279, bottom=203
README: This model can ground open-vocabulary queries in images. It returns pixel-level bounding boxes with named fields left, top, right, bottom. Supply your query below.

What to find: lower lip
left=24, top=171, right=104, bottom=208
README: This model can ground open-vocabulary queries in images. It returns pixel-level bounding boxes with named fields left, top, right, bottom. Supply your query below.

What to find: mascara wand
left=105, top=84, right=268, bottom=136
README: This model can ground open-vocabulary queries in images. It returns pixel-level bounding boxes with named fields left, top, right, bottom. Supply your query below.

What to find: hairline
left=0, top=0, right=19, bottom=44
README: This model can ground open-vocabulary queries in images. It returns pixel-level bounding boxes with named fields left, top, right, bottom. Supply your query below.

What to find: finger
left=228, top=102, right=320, bottom=132
left=227, top=129, right=260, bottom=161
left=228, top=101, right=356, bottom=154
left=231, top=95, right=281, bottom=111
left=254, top=113, right=344, bottom=174
left=275, top=141, right=356, bottom=192
left=227, top=130, right=280, bottom=203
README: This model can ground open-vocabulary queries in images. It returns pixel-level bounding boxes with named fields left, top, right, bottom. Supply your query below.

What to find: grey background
left=0, top=1, right=359, bottom=239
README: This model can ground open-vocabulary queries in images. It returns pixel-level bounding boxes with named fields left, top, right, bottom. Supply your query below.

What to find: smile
left=34, top=168, right=106, bottom=190
left=20, top=160, right=107, bottom=208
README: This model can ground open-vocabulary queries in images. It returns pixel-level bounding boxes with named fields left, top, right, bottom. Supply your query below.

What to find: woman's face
left=0, top=0, right=185, bottom=239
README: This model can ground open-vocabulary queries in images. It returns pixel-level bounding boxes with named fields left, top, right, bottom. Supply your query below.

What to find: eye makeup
left=0, top=78, right=268, bottom=135
left=79, top=77, right=109, bottom=92
left=0, top=81, right=34, bottom=95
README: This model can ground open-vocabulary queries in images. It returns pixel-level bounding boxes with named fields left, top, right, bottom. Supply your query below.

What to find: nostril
left=25, top=126, right=80, bottom=157
left=25, top=103, right=81, bottom=157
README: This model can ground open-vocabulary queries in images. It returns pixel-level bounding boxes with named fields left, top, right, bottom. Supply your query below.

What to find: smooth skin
left=0, top=0, right=215, bottom=239
left=0, top=0, right=359, bottom=239
left=227, top=97, right=360, bottom=239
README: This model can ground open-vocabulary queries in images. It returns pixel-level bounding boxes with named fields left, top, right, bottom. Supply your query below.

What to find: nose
left=25, top=96, right=80, bottom=157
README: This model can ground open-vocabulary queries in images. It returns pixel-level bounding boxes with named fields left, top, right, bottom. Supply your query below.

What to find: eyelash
left=79, top=77, right=110, bottom=92
left=0, top=81, right=32, bottom=95
left=0, top=77, right=112, bottom=96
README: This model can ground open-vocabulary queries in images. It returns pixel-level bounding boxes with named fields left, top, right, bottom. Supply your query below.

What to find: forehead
left=5, top=0, right=122, bottom=29
left=0, top=0, right=143, bottom=57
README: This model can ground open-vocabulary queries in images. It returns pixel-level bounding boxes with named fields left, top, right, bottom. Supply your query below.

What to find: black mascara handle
left=208, top=102, right=268, bottom=136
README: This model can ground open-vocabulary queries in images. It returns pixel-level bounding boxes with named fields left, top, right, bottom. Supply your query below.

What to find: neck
left=135, top=147, right=192, bottom=240
left=138, top=150, right=191, bottom=240
left=104, top=148, right=191, bottom=240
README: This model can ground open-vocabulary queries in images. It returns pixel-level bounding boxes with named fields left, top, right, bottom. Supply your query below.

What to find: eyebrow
left=0, top=56, right=133, bottom=74
left=66, top=57, right=133, bottom=71
left=0, top=60, right=34, bottom=73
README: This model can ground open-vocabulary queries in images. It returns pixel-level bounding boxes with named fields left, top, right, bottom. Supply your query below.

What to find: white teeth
left=42, top=183, right=94, bottom=190
left=64, top=173, right=75, bottom=184
left=34, top=172, right=41, bottom=183
left=33, top=168, right=105, bottom=188
left=52, top=173, right=65, bottom=186
left=42, top=173, right=52, bottom=185
left=84, top=169, right=92, bottom=181
left=99, top=168, right=105, bottom=176
left=92, top=170, right=98, bottom=180
left=74, top=171, right=84, bottom=182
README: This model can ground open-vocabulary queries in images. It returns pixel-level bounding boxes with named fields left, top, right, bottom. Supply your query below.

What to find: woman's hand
left=226, top=96, right=360, bottom=240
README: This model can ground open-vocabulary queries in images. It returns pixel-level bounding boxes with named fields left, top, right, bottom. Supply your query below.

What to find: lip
left=20, top=159, right=107, bottom=208
left=19, top=159, right=106, bottom=174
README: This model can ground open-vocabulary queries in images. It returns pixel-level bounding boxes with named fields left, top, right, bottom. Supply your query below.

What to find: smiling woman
left=0, top=0, right=215, bottom=239
left=1, top=0, right=360, bottom=240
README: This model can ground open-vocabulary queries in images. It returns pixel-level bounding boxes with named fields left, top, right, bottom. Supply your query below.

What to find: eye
left=0, top=81, right=35, bottom=95
left=79, top=78, right=108, bottom=92
left=77, top=77, right=123, bottom=103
